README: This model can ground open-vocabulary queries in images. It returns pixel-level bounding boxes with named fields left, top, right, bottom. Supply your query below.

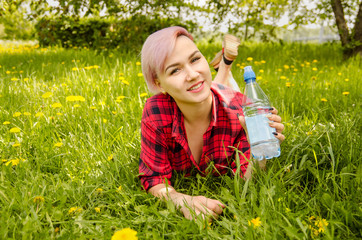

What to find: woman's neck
left=177, top=93, right=213, bottom=126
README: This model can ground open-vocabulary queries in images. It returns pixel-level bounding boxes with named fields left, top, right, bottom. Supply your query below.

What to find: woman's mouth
left=188, top=81, right=204, bottom=92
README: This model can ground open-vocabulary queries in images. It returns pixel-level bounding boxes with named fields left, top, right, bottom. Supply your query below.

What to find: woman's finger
left=269, top=107, right=278, bottom=115
left=269, top=122, right=284, bottom=133
left=272, top=132, right=285, bottom=142
left=267, top=114, right=282, bottom=123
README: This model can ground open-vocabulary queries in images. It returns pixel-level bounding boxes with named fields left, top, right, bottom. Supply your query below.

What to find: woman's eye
left=191, top=57, right=200, bottom=63
left=170, top=68, right=179, bottom=75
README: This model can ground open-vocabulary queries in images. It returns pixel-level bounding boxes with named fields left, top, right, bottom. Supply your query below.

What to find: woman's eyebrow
left=165, top=50, right=200, bottom=73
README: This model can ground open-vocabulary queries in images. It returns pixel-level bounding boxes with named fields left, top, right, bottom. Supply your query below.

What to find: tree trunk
left=352, top=2, right=362, bottom=57
left=331, top=0, right=362, bottom=58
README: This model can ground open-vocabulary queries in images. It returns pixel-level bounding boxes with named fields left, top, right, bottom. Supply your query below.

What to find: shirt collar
left=171, top=90, right=218, bottom=138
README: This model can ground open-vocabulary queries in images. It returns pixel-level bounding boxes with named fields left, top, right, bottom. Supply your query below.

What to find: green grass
left=0, top=41, right=361, bottom=239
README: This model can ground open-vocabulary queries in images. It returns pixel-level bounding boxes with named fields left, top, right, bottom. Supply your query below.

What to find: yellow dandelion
left=112, top=111, right=117, bottom=115
left=137, top=73, right=143, bottom=77
left=300, top=63, right=305, bottom=67
left=3, top=121, right=10, bottom=125
left=256, top=76, right=262, bottom=80
left=35, top=112, right=44, bottom=117
left=321, top=98, right=327, bottom=102
left=293, top=68, right=298, bottom=72
left=260, top=60, right=266, bottom=64
left=11, top=78, right=18, bottom=81
left=246, top=57, right=253, bottom=61
left=285, top=208, right=291, bottom=213
left=337, top=72, right=342, bottom=76
left=56, top=112, right=63, bottom=116
left=72, top=67, right=79, bottom=71
left=312, top=67, right=318, bottom=71
left=6, top=71, right=11, bottom=74
left=280, top=76, right=287, bottom=80
left=73, top=104, right=81, bottom=108
left=66, top=96, right=85, bottom=102
left=312, top=59, right=318, bottom=63
left=42, top=92, right=53, bottom=99
left=108, top=154, right=113, bottom=161
left=259, top=69, right=264, bottom=73
left=68, top=207, right=82, bottom=214
left=117, top=185, right=122, bottom=192
left=111, top=228, right=138, bottom=240
left=316, top=218, right=329, bottom=233
left=286, top=82, right=291, bottom=87
left=51, top=103, right=62, bottom=108
left=344, top=78, right=349, bottom=82
left=13, top=112, right=22, bottom=117
left=139, top=93, right=148, bottom=97
left=54, top=142, right=63, bottom=147
left=96, top=188, right=103, bottom=193
left=90, top=106, right=97, bottom=110
left=277, top=68, right=282, bottom=72
left=9, top=127, right=21, bottom=133
left=94, top=207, right=101, bottom=213
left=33, top=196, right=45, bottom=203
left=121, top=80, right=129, bottom=85
left=136, top=61, right=141, bottom=66
left=248, top=217, right=262, bottom=228
left=311, top=76, right=317, bottom=80
left=6, top=159, right=20, bottom=166
left=283, top=65, right=289, bottom=69
left=23, top=112, right=31, bottom=116
left=342, top=92, right=350, bottom=95
left=103, top=119, right=108, bottom=123
left=12, top=143, right=21, bottom=147
left=93, top=65, right=100, bottom=69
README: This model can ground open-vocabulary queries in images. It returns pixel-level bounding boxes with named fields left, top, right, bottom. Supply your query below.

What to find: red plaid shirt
left=139, top=82, right=250, bottom=191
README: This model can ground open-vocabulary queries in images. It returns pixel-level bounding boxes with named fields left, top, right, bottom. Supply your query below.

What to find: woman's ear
left=155, top=79, right=165, bottom=93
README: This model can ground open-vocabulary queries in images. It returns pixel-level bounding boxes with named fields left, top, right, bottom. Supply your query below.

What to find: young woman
left=139, top=26, right=285, bottom=221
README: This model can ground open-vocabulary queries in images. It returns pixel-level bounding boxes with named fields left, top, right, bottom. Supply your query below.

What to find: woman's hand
left=149, top=184, right=225, bottom=222
left=238, top=107, right=285, bottom=143
left=266, top=107, right=285, bottom=142
left=174, top=194, right=226, bottom=222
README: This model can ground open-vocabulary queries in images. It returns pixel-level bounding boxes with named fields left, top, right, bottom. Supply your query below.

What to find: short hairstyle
left=141, top=26, right=194, bottom=93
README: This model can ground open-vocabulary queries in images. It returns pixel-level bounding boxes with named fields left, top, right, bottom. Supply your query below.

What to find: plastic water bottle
left=242, top=66, right=280, bottom=160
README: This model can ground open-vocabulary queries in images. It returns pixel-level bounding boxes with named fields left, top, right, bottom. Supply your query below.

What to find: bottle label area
left=245, top=113, right=276, bottom=145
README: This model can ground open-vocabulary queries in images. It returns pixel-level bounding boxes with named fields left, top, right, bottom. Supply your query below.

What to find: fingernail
left=272, top=132, right=278, bottom=136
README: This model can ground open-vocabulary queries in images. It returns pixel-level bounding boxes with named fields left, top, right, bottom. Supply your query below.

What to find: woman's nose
left=185, top=65, right=199, bottom=81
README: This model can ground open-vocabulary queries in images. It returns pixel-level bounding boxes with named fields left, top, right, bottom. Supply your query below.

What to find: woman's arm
left=148, top=184, right=226, bottom=221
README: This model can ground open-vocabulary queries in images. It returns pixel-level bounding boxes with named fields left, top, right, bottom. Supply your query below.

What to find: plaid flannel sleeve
left=139, top=119, right=172, bottom=191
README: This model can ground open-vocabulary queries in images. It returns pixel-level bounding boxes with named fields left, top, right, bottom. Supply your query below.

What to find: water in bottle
left=242, top=66, right=280, bottom=160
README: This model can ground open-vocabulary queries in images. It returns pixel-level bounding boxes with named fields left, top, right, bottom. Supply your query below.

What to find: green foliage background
left=0, top=41, right=361, bottom=239
left=35, top=15, right=196, bottom=51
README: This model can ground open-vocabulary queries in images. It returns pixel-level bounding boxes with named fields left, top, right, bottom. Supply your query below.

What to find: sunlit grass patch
left=0, top=41, right=360, bottom=239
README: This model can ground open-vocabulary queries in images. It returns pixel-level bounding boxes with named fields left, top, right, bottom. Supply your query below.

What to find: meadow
left=0, top=40, right=361, bottom=239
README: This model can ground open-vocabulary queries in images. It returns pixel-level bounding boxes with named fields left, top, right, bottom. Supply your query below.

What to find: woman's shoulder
left=142, top=93, right=176, bottom=125
left=211, top=82, right=245, bottom=110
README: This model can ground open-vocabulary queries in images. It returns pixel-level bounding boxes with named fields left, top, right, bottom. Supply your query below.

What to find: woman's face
left=157, top=35, right=212, bottom=107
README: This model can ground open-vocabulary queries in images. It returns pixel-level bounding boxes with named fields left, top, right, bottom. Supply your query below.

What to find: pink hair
left=141, top=26, right=194, bottom=93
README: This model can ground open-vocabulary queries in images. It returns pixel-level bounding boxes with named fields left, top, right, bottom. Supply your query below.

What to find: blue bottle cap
left=244, top=66, right=256, bottom=83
